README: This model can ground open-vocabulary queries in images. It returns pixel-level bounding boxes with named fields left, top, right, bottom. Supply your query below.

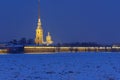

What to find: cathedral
left=35, top=0, right=53, bottom=45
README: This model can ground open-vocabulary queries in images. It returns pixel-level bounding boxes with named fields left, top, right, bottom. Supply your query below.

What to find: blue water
left=0, top=52, right=120, bottom=80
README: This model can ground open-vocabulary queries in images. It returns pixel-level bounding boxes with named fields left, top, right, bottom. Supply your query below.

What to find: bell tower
left=35, top=0, right=44, bottom=45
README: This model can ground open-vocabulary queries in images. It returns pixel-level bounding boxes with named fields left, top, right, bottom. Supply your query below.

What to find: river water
left=0, top=52, right=120, bottom=80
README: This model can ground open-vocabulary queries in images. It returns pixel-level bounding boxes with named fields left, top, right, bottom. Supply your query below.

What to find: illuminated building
left=35, top=18, right=44, bottom=44
left=35, top=0, right=53, bottom=45
left=46, top=32, right=53, bottom=45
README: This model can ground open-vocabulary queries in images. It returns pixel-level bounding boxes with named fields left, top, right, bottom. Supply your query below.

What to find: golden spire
left=37, top=0, right=42, bottom=29
left=38, top=0, right=40, bottom=19
left=35, top=0, right=44, bottom=45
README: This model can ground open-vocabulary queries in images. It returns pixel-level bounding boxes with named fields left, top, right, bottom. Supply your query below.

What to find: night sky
left=0, top=0, right=120, bottom=44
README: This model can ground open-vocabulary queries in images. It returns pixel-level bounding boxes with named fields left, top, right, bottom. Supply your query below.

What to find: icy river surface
left=0, top=52, right=120, bottom=80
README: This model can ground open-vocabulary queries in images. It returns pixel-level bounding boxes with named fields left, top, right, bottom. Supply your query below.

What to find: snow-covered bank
left=0, top=52, right=120, bottom=80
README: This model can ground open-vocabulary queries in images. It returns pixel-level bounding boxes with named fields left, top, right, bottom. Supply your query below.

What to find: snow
left=0, top=52, right=120, bottom=80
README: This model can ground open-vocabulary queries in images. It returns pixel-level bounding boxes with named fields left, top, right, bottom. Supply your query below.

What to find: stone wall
left=0, top=49, right=8, bottom=53
left=24, top=46, right=118, bottom=53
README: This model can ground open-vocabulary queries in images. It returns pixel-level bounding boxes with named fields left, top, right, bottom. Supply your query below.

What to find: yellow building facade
left=35, top=0, right=53, bottom=45
left=46, top=32, right=53, bottom=45
left=35, top=18, right=44, bottom=45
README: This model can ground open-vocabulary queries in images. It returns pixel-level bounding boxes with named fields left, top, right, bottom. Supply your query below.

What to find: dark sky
left=0, top=0, right=120, bottom=43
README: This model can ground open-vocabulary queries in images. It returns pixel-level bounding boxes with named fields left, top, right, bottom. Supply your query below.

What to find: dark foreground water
left=0, top=52, right=120, bottom=80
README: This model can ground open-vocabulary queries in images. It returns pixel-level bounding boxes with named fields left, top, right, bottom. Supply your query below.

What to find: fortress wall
left=0, top=49, right=8, bottom=53
left=24, top=46, right=120, bottom=53
left=24, top=46, right=56, bottom=53
left=0, top=46, right=119, bottom=53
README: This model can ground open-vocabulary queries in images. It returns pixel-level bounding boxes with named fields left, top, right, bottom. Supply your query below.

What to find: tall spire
left=37, top=0, right=42, bottom=29
left=38, top=0, right=40, bottom=19
left=35, top=0, right=53, bottom=45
